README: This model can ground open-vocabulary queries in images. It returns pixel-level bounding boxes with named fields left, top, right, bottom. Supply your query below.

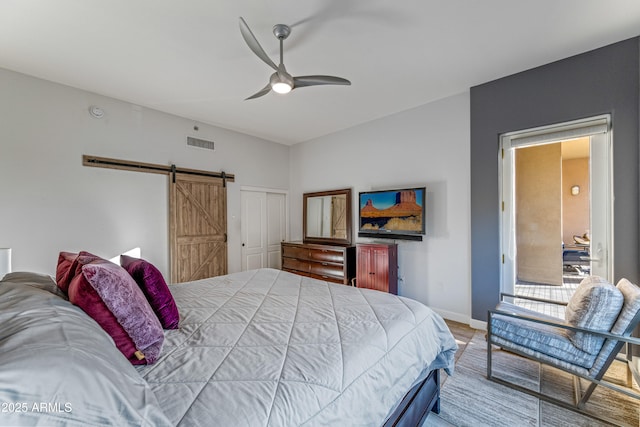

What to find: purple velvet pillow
left=68, top=257, right=164, bottom=365
left=120, top=255, right=179, bottom=329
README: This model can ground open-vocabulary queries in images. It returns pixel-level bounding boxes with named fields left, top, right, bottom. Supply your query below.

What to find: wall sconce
left=0, top=248, right=11, bottom=279
left=571, top=185, right=580, bottom=196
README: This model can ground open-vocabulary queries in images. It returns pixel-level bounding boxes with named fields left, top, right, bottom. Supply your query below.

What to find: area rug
left=425, top=331, right=638, bottom=426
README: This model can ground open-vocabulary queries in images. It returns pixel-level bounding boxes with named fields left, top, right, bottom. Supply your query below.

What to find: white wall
left=0, top=67, right=471, bottom=321
left=290, top=93, right=471, bottom=322
left=0, top=68, right=289, bottom=279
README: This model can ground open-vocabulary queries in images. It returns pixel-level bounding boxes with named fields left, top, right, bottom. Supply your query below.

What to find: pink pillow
left=68, top=256, right=164, bottom=365
left=120, top=255, right=179, bottom=329
left=55, top=251, right=102, bottom=293
left=55, top=251, right=78, bottom=292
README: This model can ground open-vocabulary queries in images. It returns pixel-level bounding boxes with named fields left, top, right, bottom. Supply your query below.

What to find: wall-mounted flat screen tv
left=358, top=187, right=426, bottom=241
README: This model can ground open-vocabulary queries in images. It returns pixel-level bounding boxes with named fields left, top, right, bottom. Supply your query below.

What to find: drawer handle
left=322, top=262, right=328, bottom=266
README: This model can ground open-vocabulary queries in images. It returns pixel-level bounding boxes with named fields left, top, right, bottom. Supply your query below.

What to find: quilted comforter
left=136, top=268, right=457, bottom=426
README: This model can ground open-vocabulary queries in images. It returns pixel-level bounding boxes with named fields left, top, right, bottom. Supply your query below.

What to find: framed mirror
left=303, top=188, right=352, bottom=245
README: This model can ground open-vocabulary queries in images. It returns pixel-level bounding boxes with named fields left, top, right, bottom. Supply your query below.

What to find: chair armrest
left=488, top=307, right=640, bottom=346
left=500, top=292, right=568, bottom=306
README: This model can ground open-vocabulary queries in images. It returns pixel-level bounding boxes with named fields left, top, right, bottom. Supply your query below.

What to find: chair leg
left=576, top=379, right=598, bottom=409
left=572, top=376, right=582, bottom=407
left=486, top=317, right=493, bottom=380
left=489, top=368, right=628, bottom=425
left=626, top=342, right=633, bottom=388
left=487, top=344, right=640, bottom=425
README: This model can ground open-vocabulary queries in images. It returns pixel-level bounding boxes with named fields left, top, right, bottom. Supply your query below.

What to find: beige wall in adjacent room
left=562, top=157, right=590, bottom=245
left=515, top=143, right=563, bottom=286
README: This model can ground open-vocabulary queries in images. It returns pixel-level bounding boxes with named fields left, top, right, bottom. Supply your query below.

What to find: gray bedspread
left=0, top=269, right=456, bottom=426
left=136, top=268, right=457, bottom=426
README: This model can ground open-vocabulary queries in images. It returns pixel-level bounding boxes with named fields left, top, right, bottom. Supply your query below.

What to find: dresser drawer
left=282, top=257, right=310, bottom=273
left=282, top=245, right=309, bottom=260
left=308, top=248, right=345, bottom=264
left=309, top=262, right=344, bottom=279
left=281, top=242, right=355, bottom=285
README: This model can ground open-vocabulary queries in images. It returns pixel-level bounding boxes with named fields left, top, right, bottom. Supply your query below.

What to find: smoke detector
left=88, top=105, right=104, bottom=119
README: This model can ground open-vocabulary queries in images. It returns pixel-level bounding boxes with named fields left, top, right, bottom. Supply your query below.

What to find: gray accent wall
left=470, top=37, right=639, bottom=321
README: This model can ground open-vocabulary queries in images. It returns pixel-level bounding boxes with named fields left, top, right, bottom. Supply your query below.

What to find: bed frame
left=383, top=368, right=441, bottom=426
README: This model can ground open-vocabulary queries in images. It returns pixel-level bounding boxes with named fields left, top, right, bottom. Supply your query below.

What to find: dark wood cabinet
left=356, top=243, right=398, bottom=294
left=281, top=241, right=355, bottom=285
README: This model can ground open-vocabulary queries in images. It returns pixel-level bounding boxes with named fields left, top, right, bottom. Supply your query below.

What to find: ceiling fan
left=239, top=17, right=351, bottom=100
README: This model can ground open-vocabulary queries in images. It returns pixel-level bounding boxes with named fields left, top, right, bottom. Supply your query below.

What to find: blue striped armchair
left=487, top=276, right=640, bottom=424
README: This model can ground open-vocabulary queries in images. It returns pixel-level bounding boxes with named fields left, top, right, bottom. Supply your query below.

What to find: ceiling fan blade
left=245, top=83, right=272, bottom=100
left=293, top=75, right=351, bottom=88
left=239, top=17, right=278, bottom=71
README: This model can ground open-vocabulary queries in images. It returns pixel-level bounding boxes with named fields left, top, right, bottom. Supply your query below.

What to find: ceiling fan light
left=272, top=81, right=292, bottom=94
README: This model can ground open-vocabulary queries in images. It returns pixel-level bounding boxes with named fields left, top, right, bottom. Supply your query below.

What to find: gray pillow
left=565, top=275, right=623, bottom=354
left=1, top=271, right=68, bottom=298
left=611, top=278, right=640, bottom=335
left=0, top=273, right=171, bottom=426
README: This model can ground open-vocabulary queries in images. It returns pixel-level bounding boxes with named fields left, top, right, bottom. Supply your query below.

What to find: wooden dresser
left=356, top=242, right=398, bottom=294
left=281, top=241, right=356, bottom=285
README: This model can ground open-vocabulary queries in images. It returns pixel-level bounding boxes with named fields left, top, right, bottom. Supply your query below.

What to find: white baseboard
left=470, top=319, right=487, bottom=331
left=432, top=308, right=470, bottom=325
left=430, top=308, right=488, bottom=331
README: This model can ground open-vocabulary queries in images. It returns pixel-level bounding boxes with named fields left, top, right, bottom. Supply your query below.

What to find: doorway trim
left=499, top=114, right=613, bottom=295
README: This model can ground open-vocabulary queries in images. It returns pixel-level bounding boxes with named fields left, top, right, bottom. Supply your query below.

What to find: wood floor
left=440, top=320, right=476, bottom=384
left=423, top=319, right=640, bottom=427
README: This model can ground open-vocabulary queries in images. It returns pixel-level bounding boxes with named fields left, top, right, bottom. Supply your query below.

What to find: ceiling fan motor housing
left=272, top=24, right=291, bottom=40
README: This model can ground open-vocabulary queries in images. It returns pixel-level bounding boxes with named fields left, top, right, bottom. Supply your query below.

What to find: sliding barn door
left=170, top=173, right=227, bottom=283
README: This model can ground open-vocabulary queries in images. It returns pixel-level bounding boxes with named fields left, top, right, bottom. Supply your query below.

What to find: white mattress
left=136, top=268, right=457, bottom=426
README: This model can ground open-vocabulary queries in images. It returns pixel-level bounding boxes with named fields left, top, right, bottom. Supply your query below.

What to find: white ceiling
left=2, top=1, right=640, bottom=145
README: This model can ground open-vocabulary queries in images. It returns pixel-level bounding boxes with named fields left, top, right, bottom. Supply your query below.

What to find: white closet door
left=241, top=191, right=266, bottom=271
left=266, top=193, right=286, bottom=269
left=241, top=190, right=288, bottom=271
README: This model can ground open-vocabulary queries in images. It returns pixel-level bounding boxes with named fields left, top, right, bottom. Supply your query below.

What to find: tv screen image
left=358, top=187, right=425, bottom=240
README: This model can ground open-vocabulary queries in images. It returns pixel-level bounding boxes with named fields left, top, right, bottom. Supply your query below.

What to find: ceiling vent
left=187, top=136, right=215, bottom=151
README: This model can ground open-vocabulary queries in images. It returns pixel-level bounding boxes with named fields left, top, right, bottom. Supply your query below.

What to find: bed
left=0, top=267, right=457, bottom=426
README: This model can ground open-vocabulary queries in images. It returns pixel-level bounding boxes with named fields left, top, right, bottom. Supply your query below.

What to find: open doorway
left=514, top=137, right=591, bottom=285
left=500, top=116, right=613, bottom=314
